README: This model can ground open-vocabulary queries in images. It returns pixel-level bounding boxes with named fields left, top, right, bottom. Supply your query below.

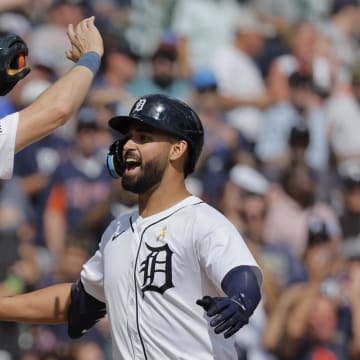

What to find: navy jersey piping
left=132, top=201, right=203, bottom=359
left=130, top=216, right=134, bottom=232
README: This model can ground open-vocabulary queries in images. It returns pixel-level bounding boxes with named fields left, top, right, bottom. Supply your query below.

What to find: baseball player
left=0, top=94, right=262, bottom=359
left=0, top=16, right=103, bottom=179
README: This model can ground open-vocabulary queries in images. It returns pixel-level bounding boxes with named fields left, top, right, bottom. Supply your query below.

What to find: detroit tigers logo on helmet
left=134, top=98, right=147, bottom=112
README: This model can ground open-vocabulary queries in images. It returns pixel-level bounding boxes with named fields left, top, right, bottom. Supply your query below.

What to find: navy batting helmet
left=108, top=94, right=204, bottom=177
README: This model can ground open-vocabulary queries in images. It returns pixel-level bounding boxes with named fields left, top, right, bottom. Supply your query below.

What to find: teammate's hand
left=66, top=16, right=104, bottom=63
left=196, top=294, right=251, bottom=338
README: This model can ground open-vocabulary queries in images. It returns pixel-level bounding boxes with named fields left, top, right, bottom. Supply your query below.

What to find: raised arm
left=15, top=16, right=104, bottom=152
left=0, top=283, right=71, bottom=324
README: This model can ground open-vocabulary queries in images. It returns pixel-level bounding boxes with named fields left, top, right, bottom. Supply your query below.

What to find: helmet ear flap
left=107, top=136, right=129, bottom=178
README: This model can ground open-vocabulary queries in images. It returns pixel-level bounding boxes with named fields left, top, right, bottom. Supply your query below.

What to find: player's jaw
left=121, top=152, right=167, bottom=194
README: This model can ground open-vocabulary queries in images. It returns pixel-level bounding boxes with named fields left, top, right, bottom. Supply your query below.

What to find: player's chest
left=103, top=220, right=192, bottom=294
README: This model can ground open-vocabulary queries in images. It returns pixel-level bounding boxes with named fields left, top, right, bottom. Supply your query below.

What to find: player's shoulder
left=183, top=196, right=234, bottom=227
left=182, top=198, right=242, bottom=242
left=0, top=111, right=18, bottom=124
left=101, top=209, right=138, bottom=243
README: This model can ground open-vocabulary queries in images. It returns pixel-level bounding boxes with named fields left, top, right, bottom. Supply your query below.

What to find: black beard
left=121, top=156, right=166, bottom=194
left=153, top=75, right=173, bottom=89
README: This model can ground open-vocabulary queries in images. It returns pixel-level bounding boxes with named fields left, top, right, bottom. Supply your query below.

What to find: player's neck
left=138, top=180, right=190, bottom=218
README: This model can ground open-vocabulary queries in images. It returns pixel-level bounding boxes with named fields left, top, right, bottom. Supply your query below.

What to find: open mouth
left=124, top=156, right=141, bottom=173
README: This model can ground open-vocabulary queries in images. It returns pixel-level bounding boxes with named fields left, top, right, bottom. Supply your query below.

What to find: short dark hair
left=331, top=0, right=358, bottom=15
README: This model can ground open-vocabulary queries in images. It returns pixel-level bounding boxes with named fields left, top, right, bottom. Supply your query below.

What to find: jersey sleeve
left=0, top=112, right=19, bottom=179
left=80, top=245, right=106, bottom=302
left=80, top=224, right=114, bottom=303
left=195, top=210, right=262, bottom=292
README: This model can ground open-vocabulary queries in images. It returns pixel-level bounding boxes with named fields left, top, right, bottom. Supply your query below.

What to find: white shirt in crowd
left=210, top=46, right=266, bottom=142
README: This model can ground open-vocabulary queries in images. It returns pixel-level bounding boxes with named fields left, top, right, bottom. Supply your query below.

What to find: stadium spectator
left=267, top=21, right=334, bottom=104
left=264, top=222, right=360, bottom=359
left=188, top=69, right=251, bottom=205
left=326, top=61, right=360, bottom=177
left=263, top=165, right=342, bottom=259
left=317, top=0, right=360, bottom=86
left=256, top=71, right=329, bottom=181
left=171, top=0, right=244, bottom=77
left=128, top=33, right=189, bottom=101
left=209, top=7, right=273, bottom=149
left=28, top=0, right=91, bottom=76
left=43, top=112, right=112, bottom=255
left=338, top=167, right=360, bottom=253
left=88, top=37, right=139, bottom=118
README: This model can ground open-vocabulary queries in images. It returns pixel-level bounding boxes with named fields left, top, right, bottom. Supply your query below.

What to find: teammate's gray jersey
left=81, top=196, right=261, bottom=359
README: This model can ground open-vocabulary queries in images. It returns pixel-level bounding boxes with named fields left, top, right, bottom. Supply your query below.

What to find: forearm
left=286, top=283, right=319, bottom=339
left=16, top=65, right=94, bottom=151
left=43, top=209, right=67, bottom=256
left=15, top=16, right=103, bottom=152
left=263, top=286, right=301, bottom=351
left=350, top=298, right=360, bottom=356
left=218, top=93, right=271, bottom=110
left=0, top=283, right=71, bottom=324
left=0, top=0, right=29, bottom=11
left=348, top=268, right=360, bottom=357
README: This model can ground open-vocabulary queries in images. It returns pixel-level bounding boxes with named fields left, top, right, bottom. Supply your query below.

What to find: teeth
left=125, top=158, right=139, bottom=164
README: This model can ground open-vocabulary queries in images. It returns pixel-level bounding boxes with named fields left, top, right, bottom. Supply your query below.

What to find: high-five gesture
left=66, top=16, right=103, bottom=62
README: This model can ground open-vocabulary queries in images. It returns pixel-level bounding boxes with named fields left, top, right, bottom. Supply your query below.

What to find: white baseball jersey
left=81, top=195, right=262, bottom=360
left=0, top=112, right=18, bottom=179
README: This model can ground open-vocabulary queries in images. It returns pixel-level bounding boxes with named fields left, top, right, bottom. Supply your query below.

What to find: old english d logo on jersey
left=140, top=242, right=173, bottom=296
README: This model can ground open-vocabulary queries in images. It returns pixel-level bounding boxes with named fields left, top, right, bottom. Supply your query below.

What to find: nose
left=122, top=134, right=135, bottom=153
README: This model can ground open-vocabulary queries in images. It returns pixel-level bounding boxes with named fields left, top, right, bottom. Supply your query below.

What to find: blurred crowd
left=1, top=0, right=360, bottom=359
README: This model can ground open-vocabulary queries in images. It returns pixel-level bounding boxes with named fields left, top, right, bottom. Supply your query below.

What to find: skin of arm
left=43, top=207, right=67, bottom=256
left=347, top=264, right=360, bottom=358
left=267, top=62, right=291, bottom=104
left=218, top=93, right=273, bottom=110
left=0, top=0, right=29, bottom=11
left=15, top=16, right=104, bottom=152
left=263, top=283, right=306, bottom=354
left=286, top=282, right=319, bottom=340
left=0, top=283, right=71, bottom=324
left=176, top=36, right=192, bottom=79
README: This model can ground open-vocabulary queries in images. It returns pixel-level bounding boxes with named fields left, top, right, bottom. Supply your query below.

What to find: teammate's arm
left=0, top=279, right=106, bottom=334
left=0, top=283, right=71, bottom=324
left=15, top=16, right=104, bottom=153
left=197, top=265, right=261, bottom=338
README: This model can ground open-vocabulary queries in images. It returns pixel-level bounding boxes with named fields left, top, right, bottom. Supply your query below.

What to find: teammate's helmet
left=109, top=94, right=204, bottom=175
left=0, top=33, right=30, bottom=96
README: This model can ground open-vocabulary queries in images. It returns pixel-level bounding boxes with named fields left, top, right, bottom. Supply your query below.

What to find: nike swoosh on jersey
left=111, top=230, right=126, bottom=241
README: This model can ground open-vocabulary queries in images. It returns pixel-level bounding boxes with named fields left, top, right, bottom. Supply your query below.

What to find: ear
left=169, top=139, right=188, bottom=162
